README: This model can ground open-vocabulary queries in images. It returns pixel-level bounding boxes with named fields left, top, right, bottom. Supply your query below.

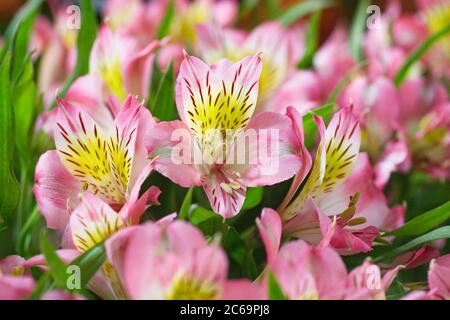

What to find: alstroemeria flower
left=168, top=0, right=237, bottom=46
left=256, top=208, right=282, bottom=266
left=259, top=236, right=401, bottom=300
left=345, top=260, right=402, bottom=300
left=196, top=22, right=303, bottom=112
left=0, top=255, right=34, bottom=300
left=267, top=240, right=349, bottom=300
left=282, top=153, right=404, bottom=254
left=105, top=221, right=262, bottom=299
left=146, top=53, right=307, bottom=218
left=26, top=194, right=170, bottom=300
left=416, top=0, right=450, bottom=78
left=281, top=106, right=362, bottom=220
left=30, top=7, right=78, bottom=105
left=278, top=107, right=403, bottom=254
left=89, top=25, right=161, bottom=102
left=34, top=95, right=160, bottom=230
left=313, top=27, right=356, bottom=95
left=404, top=254, right=450, bottom=300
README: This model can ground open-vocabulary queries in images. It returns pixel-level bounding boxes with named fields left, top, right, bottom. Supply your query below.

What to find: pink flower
left=89, top=25, right=161, bottom=102
left=40, top=290, right=85, bottom=300
left=346, top=260, right=402, bottom=300
left=31, top=9, right=78, bottom=105
left=278, top=106, right=403, bottom=254
left=0, top=255, right=35, bottom=300
left=283, top=152, right=404, bottom=254
left=146, top=53, right=307, bottom=218
left=313, top=27, right=355, bottom=95
left=404, top=254, right=450, bottom=300
left=105, top=221, right=262, bottom=299
left=281, top=106, right=362, bottom=220
left=267, top=240, right=348, bottom=299
left=416, top=0, right=450, bottom=78
left=34, top=95, right=160, bottom=230
left=257, top=234, right=401, bottom=300
left=256, top=208, right=282, bottom=266
left=196, top=22, right=303, bottom=112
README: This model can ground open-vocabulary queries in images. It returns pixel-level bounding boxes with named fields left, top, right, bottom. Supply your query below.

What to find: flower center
left=165, top=276, right=219, bottom=300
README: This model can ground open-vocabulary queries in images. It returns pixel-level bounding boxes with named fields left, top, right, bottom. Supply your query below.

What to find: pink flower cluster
left=2, top=0, right=449, bottom=300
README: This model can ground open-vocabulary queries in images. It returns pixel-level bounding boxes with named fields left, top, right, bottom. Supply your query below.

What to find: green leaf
left=28, top=272, right=53, bottom=300
left=149, top=62, right=178, bottom=121
left=179, top=187, right=194, bottom=220
left=69, top=242, right=106, bottom=288
left=349, top=0, right=370, bottom=62
left=279, top=0, right=333, bottom=27
left=297, top=11, right=321, bottom=69
left=242, top=187, right=263, bottom=210
left=374, top=226, right=450, bottom=263
left=0, top=54, right=20, bottom=220
left=0, top=0, right=43, bottom=72
left=17, top=205, right=42, bottom=255
left=267, top=272, right=287, bottom=300
left=386, top=280, right=407, bottom=300
left=394, top=23, right=450, bottom=86
left=303, top=103, right=335, bottom=147
left=222, top=227, right=246, bottom=267
left=39, top=232, right=68, bottom=288
left=156, top=0, right=175, bottom=39
left=388, top=201, right=450, bottom=237
left=190, top=207, right=227, bottom=237
left=51, top=0, right=97, bottom=107
left=13, top=55, right=36, bottom=165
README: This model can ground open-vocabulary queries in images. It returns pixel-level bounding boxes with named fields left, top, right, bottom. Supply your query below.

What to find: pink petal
left=256, top=208, right=282, bottom=265
left=34, top=150, right=81, bottom=229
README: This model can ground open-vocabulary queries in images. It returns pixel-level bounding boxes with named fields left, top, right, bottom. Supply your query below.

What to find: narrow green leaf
left=297, top=11, right=321, bottom=69
left=149, top=62, right=178, bottom=121
left=17, top=205, right=41, bottom=255
left=388, top=201, right=450, bottom=237
left=51, top=0, right=97, bottom=107
left=279, top=0, right=333, bottom=27
left=28, top=272, right=53, bottom=300
left=39, top=232, right=68, bottom=288
left=374, top=226, right=450, bottom=262
left=242, top=187, right=263, bottom=210
left=69, top=242, right=106, bottom=288
left=268, top=272, right=287, bottom=300
left=0, top=54, right=20, bottom=220
left=349, top=0, right=370, bottom=62
left=13, top=55, right=36, bottom=165
left=0, top=0, right=43, bottom=68
left=394, top=23, right=450, bottom=86
left=156, top=0, right=175, bottom=39
left=179, top=187, right=194, bottom=220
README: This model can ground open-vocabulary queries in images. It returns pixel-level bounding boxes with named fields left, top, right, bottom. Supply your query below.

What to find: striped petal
left=54, top=96, right=142, bottom=205
left=177, top=53, right=262, bottom=161
left=202, top=170, right=246, bottom=219
left=283, top=106, right=361, bottom=220
left=70, top=193, right=125, bottom=252
left=34, top=150, right=81, bottom=229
